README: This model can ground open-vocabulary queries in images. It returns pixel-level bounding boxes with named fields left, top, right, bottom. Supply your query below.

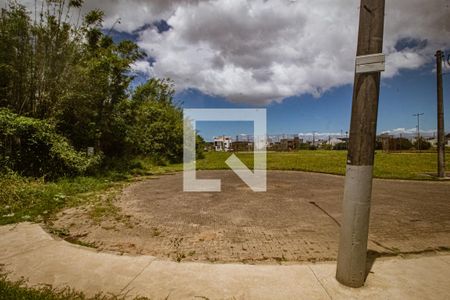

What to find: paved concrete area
left=1, top=223, right=450, bottom=299
left=52, top=171, right=450, bottom=263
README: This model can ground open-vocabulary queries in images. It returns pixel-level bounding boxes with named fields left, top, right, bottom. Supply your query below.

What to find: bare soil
left=50, top=171, right=450, bottom=264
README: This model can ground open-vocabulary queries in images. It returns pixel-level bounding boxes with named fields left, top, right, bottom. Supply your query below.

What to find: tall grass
left=0, top=173, right=114, bottom=225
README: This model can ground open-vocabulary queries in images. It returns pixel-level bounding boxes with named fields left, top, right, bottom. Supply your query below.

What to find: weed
left=0, top=271, right=149, bottom=300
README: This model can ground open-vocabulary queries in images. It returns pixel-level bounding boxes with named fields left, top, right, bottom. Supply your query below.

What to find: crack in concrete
left=308, top=265, right=333, bottom=300
left=119, top=258, right=155, bottom=296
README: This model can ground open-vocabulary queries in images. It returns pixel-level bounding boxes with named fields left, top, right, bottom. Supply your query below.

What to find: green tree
left=0, top=2, right=32, bottom=114
left=127, top=79, right=183, bottom=162
left=413, top=137, right=432, bottom=151
left=56, top=8, right=144, bottom=155
left=0, top=0, right=189, bottom=174
left=396, top=138, right=413, bottom=150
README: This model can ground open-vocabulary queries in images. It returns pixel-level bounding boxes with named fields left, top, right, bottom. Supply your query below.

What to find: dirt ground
left=50, top=171, right=450, bottom=264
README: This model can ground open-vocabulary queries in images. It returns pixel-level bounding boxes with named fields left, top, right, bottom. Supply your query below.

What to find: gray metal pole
left=436, top=50, right=446, bottom=178
left=413, top=113, right=424, bottom=152
left=336, top=0, right=385, bottom=288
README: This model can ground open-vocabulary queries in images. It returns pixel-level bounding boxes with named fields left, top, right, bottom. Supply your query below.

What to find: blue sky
left=109, top=29, right=450, bottom=142
left=101, top=1, right=450, bottom=142
left=178, top=62, right=450, bottom=141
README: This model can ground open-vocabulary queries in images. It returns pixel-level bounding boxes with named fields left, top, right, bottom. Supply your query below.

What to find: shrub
left=0, top=109, right=101, bottom=178
left=413, top=137, right=432, bottom=151
left=333, top=142, right=348, bottom=150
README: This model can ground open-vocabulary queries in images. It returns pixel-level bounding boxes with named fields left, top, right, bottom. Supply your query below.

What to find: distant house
left=327, top=137, right=346, bottom=147
left=232, top=141, right=254, bottom=152
left=427, top=137, right=438, bottom=148
left=214, top=136, right=232, bottom=152
left=430, top=134, right=450, bottom=147
left=377, top=134, right=394, bottom=152
left=281, top=137, right=301, bottom=151
left=269, top=137, right=302, bottom=151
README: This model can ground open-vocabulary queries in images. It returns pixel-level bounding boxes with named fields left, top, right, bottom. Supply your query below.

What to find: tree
left=133, top=78, right=175, bottom=104
left=0, top=0, right=189, bottom=174
left=0, top=2, right=32, bottom=114
left=127, top=79, right=183, bottom=163
left=413, top=137, right=432, bottom=151
left=396, top=138, right=413, bottom=150
left=55, top=6, right=145, bottom=155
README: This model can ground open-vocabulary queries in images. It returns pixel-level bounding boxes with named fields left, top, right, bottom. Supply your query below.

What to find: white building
left=327, top=137, right=347, bottom=147
left=427, top=138, right=438, bottom=147
left=214, top=136, right=232, bottom=152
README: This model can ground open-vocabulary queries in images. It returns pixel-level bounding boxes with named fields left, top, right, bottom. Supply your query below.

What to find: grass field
left=1, top=150, right=447, bottom=226
left=0, top=151, right=448, bottom=295
left=197, top=150, right=450, bottom=180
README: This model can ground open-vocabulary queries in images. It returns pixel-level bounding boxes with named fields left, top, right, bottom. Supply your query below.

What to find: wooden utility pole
left=436, top=50, right=446, bottom=178
left=336, top=0, right=385, bottom=288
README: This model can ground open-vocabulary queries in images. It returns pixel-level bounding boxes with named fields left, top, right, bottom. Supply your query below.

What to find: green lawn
left=197, top=151, right=449, bottom=180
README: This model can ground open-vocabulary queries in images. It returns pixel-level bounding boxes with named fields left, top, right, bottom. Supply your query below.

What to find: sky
left=5, top=0, right=450, bottom=141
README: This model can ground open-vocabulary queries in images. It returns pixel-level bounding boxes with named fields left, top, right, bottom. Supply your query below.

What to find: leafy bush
left=333, top=142, right=348, bottom=150
left=0, top=109, right=101, bottom=178
left=413, top=137, right=432, bottom=151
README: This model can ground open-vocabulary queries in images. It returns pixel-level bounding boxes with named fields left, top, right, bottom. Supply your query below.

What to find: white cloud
left=4, top=0, right=450, bottom=104
left=384, top=52, right=427, bottom=77
left=297, top=128, right=438, bottom=137
left=381, top=128, right=437, bottom=136
left=137, top=0, right=360, bottom=103
left=299, top=132, right=344, bottom=137
left=135, top=0, right=449, bottom=104
left=131, top=60, right=153, bottom=75
left=80, top=0, right=209, bottom=32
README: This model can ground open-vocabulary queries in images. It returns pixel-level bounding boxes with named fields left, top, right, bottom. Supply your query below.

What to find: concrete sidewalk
left=1, top=223, right=449, bottom=299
